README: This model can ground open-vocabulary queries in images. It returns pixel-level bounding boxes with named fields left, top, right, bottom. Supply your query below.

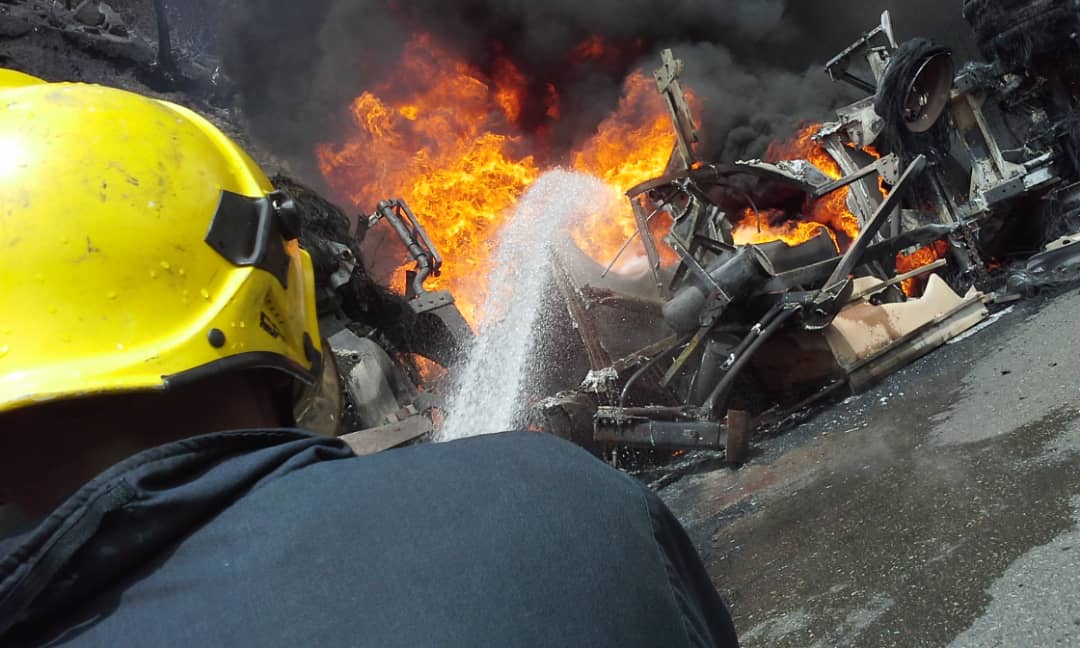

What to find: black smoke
left=221, top=1, right=972, bottom=175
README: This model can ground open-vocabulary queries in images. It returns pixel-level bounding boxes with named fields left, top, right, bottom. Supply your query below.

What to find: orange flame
left=401, top=353, right=449, bottom=384
left=896, top=240, right=949, bottom=297
left=317, top=33, right=682, bottom=324
left=734, top=208, right=839, bottom=248
left=316, top=34, right=540, bottom=325
left=731, top=124, right=862, bottom=251
left=570, top=71, right=682, bottom=271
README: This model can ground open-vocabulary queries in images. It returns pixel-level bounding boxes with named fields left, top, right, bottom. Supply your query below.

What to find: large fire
left=316, top=34, right=937, bottom=328
left=731, top=124, right=863, bottom=252
left=316, top=34, right=678, bottom=325
left=315, top=34, right=538, bottom=325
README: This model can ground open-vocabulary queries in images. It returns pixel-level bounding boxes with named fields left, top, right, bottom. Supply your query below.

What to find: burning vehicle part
left=536, top=3, right=1080, bottom=457
left=367, top=198, right=473, bottom=365
left=302, top=5, right=1080, bottom=459
left=278, top=177, right=470, bottom=452
left=540, top=150, right=985, bottom=457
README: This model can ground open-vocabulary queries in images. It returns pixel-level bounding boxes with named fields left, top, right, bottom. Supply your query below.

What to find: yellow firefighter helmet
left=0, top=70, right=322, bottom=414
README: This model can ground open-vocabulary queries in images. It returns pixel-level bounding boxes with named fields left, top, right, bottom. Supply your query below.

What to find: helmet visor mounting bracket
left=204, top=189, right=301, bottom=287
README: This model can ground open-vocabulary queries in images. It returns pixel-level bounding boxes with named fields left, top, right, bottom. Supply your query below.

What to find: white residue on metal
left=438, top=170, right=612, bottom=441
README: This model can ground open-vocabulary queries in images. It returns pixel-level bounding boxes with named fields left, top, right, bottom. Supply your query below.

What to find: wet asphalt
left=660, top=290, right=1080, bottom=647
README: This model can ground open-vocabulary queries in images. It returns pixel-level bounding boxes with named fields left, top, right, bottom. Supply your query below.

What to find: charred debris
left=298, top=7, right=1080, bottom=460
left=301, top=7, right=1080, bottom=459
left=536, top=6, right=1080, bottom=464
left=532, top=8, right=1080, bottom=462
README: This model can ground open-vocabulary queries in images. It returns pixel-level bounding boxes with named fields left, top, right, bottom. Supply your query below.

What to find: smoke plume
left=222, top=1, right=971, bottom=174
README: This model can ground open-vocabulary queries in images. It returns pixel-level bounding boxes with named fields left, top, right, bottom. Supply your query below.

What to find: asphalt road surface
left=661, top=289, right=1080, bottom=647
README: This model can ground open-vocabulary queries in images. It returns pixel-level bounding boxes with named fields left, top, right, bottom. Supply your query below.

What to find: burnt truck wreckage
left=290, top=5, right=1080, bottom=458
left=277, top=176, right=474, bottom=453
left=532, top=7, right=1080, bottom=460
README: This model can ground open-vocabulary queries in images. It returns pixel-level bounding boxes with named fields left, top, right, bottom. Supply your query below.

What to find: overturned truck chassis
left=298, top=7, right=1080, bottom=458
left=538, top=9, right=1080, bottom=458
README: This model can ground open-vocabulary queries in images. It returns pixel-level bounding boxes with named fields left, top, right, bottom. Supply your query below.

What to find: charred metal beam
left=796, top=157, right=927, bottom=330
left=594, top=418, right=725, bottom=450
left=822, top=155, right=928, bottom=290
left=597, top=405, right=710, bottom=421
left=602, top=199, right=670, bottom=279
left=832, top=72, right=876, bottom=95
left=626, top=160, right=821, bottom=200
left=610, top=334, right=689, bottom=374
left=848, top=258, right=947, bottom=301
left=631, top=198, right=667, bottom=298
left=667, top=235, right=723, bottom=293
left=654, top=49, right=700, bottom=170
left=339, top=415, right=433, bottom=456
left=811, top=153, right=900, bottom=198
left=659, top=326, right=708, bottom=388
left=551, top=255, right=612, bottom=370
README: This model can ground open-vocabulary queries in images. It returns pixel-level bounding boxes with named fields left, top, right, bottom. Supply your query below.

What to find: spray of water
left=438, top=169, right=611, bottom=441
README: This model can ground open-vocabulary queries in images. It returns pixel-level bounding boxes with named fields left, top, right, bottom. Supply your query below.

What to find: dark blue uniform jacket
left=0, top=430, right=738, bottom=646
